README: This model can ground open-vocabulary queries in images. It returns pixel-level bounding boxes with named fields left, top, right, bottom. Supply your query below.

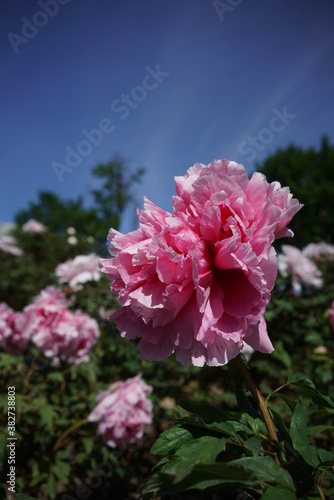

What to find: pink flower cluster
left=0, top=235, right=23, bottom=256
left=24, top=287, right=99, bottom=365
left=0, top=287, right=99, bottom=365
left=22, top=219, right=47, bottom=234
left=100, top=159, right=302, bottom=367
left=55, top=254, right=101, bottom=291
left=0, top=303, right=29, bottom=354
left=278, top=245, right=323, bottom=292
left=88, top=374, right=153, bottom=448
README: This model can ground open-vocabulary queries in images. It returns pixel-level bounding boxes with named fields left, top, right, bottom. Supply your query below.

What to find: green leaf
left=262, top=486, right=296, bottom=499
left=272, top=340, right=292, bottom=369
left=318, top=449, right=334, bottom=465
left=232, top=456, right=295, bottom=490
left=288, top=377, right=334, bottom=409
left=308, top=425, right=334, bottom=435
left=142, top=462, right=253, bottom=495
left=52, top=460, right=71, bottom=483
left=83, top=437, right=94, bottom=454
left=163, top=436, right=226, bottom=477
left=45, top=473, right=57, bottom=499
left=243, top=413, right=264, bottom=435
left=30, top=472, right=48, bottom=487
left=150, top=426, right=194, bottom=455
left=244, top=436, right=262, bottom=456
left=178, top=416, right=239, bottom=439
left=290, top=399, right=319, bottom=467
left=40, top=405, right=59, bottom=431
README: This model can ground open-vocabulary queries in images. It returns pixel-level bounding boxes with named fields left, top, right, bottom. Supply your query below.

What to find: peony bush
left=0, top=158, right=333, bottom=499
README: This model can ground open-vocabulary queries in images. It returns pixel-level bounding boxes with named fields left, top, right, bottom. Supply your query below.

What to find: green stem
left=232, top=355, right=279, bottom=445
left=53, top=418, right=88, bottom=452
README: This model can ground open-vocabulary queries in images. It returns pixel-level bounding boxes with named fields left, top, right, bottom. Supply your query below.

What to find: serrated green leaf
left=40, top=405, right=59, bottom=431
left=290, top=399, right=319, bottom=467
left=52, top=460, right=71, bottom=482
left=150, top=426, right=194, bottom=455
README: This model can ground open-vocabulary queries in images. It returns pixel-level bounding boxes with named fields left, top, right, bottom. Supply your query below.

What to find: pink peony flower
left=277, top=245, right=323, bottom=291
left=0, top=303, right=29, bottom=354
left=100, top=159, right=302, bottom=367
left=88, top=374, right=153, bottom=448
left=24, top=287, right=99, bottom=365
left=22, top=219, right=47, bottom=234
left=55, top=254, right=101, bottom=291
left=302, top=242, right=334, bottom=262
left=0, top=235, right=23, bottom=256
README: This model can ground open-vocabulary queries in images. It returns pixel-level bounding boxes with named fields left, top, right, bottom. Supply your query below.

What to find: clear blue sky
left=1, top=0, right=334, bottom=233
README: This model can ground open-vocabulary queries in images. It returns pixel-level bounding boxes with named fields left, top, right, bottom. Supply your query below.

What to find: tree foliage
left=15, top=156, right=145, bottom=252
left=256, top=136, right=334, bottom=246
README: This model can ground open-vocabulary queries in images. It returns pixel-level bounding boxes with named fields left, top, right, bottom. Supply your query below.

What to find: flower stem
left=232, top=355, right=279, bottom=445
left=53, top=418, right=88, bottom=452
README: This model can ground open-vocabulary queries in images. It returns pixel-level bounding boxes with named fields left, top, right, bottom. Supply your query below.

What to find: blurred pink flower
left=0, top=303, right=29, bottom=354
left=313, top=344, right=328, bottom=354
left=24, top=287, right=99, bottom=365
left=88, top=374, right=153, bottom=448
left=55, top=254, right=101, bottom=291
left=0, top=235, right=23, bottom=256
left=22, top=219, right=47, bottom=234
left=101, top=159, right=302, bottom=367
left=278, top=245, right=323, bottom=291
left=302, top=242, right=334, bottom=262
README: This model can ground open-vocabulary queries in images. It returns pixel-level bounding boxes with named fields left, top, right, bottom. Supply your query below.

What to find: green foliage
left=257, top=136, right=334, bottom=246
left=1, top=149, right=334, bottom=498
left=14, top=156, right=145, bottom=253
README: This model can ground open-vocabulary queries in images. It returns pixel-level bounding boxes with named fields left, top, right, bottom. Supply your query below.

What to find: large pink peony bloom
left=278, top=245, right=323, bottom=292
left=0, top=303, right=29, bottom=354
left=88, top=374, right=153, bottom=448
left=24, top=287, right=99, bottom=365
left=100, top=159, right=302, bottom=367
left=55, top=254, right=101, bottom=291
left=22, top=219, right=47, bottom=234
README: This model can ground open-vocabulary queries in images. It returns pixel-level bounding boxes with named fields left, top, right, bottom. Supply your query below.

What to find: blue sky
left=1, top=0, right=334, bottom=234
